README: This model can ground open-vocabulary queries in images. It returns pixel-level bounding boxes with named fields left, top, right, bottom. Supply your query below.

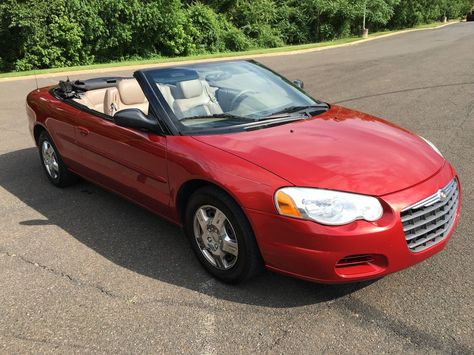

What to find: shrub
left=186, top=2, right=227, bottom=54
left=0, top=0, right=473, bottom=72
left=222, top=26, right=252, bottom=52
left=0, top=0, right=93, bottom=71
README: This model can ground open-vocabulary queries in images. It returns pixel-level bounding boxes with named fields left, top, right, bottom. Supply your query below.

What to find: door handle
left=77, top=126, right=89, bottom=136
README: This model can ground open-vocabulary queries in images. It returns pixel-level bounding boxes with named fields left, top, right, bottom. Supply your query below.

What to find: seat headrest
left=176, top=79, right=203, bottom=99
left=118, top=79, right=146, bottom=105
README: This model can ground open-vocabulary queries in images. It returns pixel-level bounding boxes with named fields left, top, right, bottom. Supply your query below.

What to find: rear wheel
left=184, top=186, right=264, bottom=283
left=38, top=131, right=79, bottom=187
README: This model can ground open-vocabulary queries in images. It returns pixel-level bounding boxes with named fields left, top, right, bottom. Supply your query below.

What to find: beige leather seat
left=104, top=79, right=149, bottom=116
left=74, top=88, right=108, bottom=113
left=171, top=79, right=222, bottom=119
left=157, top=83, right=175, bottom=110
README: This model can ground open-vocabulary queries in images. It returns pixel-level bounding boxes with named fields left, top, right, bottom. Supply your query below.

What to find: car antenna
left=34, top=69, right=39, bottom=91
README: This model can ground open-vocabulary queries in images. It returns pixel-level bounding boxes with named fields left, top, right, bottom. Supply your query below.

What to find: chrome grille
left=401, top=178, right=459, bottom=252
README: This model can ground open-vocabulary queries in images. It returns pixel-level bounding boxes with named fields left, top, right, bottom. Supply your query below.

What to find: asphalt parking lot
left=0, top=22, right=473, bottom=353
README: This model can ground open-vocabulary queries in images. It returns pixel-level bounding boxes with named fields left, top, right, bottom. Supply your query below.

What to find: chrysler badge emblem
left=439, top=191, right=447, bottom=201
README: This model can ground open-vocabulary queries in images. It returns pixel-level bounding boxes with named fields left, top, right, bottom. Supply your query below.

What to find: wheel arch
left=175, top=178, right=247, bottom=226
left=33, top=124, right=47, bottom=146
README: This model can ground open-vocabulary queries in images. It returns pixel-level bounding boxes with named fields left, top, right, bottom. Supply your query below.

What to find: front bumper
left=247, top=163, right=461, bottom=283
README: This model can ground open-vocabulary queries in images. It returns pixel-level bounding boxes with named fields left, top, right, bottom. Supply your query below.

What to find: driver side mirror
left=293, top=79, right=304, bottom=89
left=114, top=108, right=157, bottom=132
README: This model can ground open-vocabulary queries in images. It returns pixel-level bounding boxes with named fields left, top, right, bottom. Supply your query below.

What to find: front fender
left=166, top=136, right=291, bottom=222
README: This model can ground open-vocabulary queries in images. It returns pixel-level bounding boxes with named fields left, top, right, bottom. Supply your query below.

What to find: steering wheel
left=229, top=90, right=256, bottom=111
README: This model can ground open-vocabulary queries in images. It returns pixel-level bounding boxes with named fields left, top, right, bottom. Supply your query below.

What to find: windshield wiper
left=243, top=116, right=305, bottom=130
left=181, top=113, right=250, bottom=121
left=265, top=104, right=329, bottom=118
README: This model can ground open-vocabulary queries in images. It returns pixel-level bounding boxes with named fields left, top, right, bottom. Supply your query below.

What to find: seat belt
left=203, top=83, right=218, bottom=104
left=110, top=103, right=118, bottom=116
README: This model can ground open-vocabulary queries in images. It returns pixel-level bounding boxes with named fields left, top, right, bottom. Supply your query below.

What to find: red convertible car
left=26, top=60, right=461, bottom=284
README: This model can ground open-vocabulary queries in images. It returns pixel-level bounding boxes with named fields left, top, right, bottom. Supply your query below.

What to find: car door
left=71, top=109, right=170, bottom=216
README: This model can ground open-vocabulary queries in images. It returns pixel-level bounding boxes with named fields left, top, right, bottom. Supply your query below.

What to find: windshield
left=144, top=61, right=328, bottom=133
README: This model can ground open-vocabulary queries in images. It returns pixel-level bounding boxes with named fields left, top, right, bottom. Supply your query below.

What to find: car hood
left=193, top=105, right=445, bottom=196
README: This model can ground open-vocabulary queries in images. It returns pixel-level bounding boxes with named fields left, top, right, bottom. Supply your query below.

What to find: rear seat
left=73, top=88, right=108, bottom=113
left=104, top=79, right=149, bottom=116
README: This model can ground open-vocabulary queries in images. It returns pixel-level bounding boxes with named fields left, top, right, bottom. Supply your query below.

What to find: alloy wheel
left=41, top=140, right=59, bottom=180
left=193, top=205, right=239, bottom=270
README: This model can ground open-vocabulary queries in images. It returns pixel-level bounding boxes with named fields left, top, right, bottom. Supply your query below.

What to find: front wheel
left=184, top=186, right=264, bottom=283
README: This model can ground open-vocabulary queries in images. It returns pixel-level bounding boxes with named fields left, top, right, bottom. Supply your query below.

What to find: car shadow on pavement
left=0, top=148, right=376, bottom=308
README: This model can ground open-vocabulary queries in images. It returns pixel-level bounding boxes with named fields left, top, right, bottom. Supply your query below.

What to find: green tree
left=227, top=0, right=284, bottom=47
left=0, top=0, right=92, bottom=71
left=1, top=0, right=473, bottom=72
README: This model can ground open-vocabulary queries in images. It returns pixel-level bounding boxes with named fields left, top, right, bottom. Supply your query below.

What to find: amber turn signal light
left=275, top=190, right=302, bottom=218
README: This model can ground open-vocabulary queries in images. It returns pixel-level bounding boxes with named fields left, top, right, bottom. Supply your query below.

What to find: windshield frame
left=138, top=60, right=328, bottom=136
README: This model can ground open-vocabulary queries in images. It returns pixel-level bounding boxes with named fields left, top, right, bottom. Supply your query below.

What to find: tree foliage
left=0, top=0, right=472, bottom=72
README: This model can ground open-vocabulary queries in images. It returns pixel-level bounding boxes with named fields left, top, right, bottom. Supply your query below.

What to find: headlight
left=275, top=187, right=383, bottom=225
left=420, top=136, right=443, bottom=157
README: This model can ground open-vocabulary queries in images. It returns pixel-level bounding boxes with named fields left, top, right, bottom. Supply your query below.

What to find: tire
left=184, top=186, right=264, bottom=283
left=38, top=130, right=79, bottom=187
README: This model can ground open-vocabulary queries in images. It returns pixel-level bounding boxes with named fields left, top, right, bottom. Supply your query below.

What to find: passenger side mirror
left=114, top=109, right=157, bottom=132
left=293, top=79, right=304, bottom=89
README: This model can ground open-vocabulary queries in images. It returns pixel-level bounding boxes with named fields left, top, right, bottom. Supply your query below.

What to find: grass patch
left=0, top=20, right=458, bottom=79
